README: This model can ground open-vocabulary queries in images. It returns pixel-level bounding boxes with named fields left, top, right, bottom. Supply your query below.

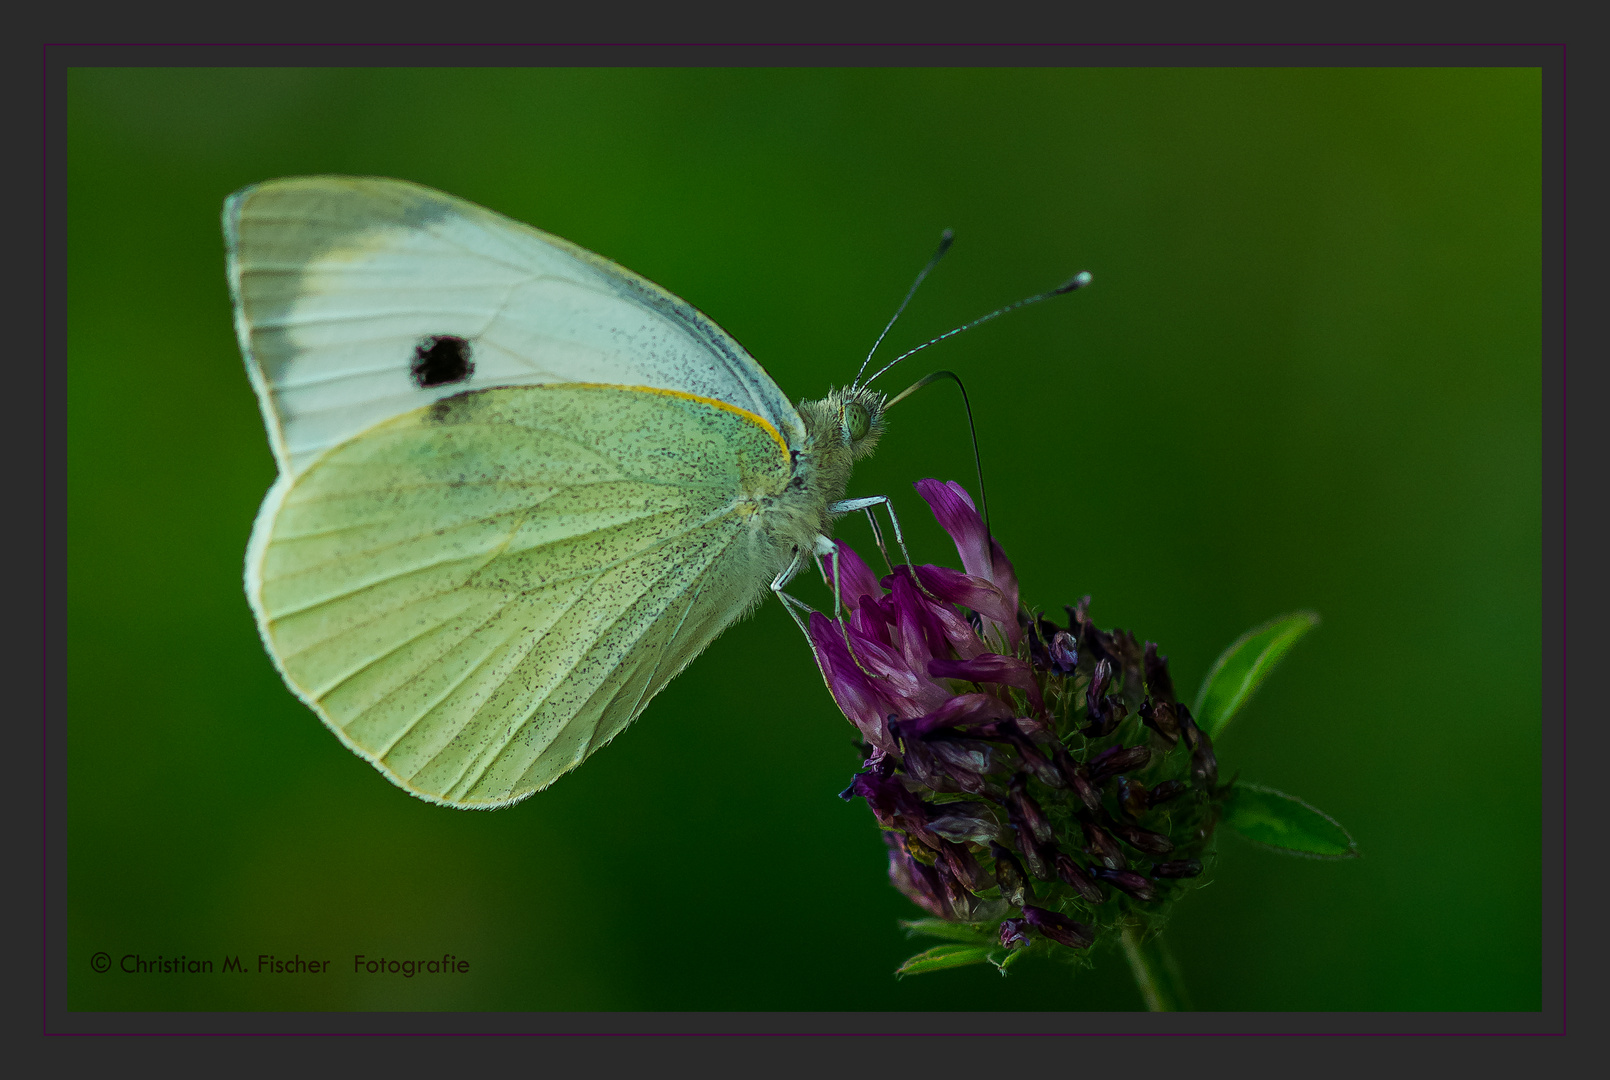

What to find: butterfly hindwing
left=247, top=383, right=792, bottom=806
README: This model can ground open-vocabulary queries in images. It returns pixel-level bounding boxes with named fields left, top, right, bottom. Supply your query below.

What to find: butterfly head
left=826, top=384, right=888, bottom=461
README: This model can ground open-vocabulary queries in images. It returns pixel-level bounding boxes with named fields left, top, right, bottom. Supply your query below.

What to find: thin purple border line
left=47, top=44, right=1558, bottom=1036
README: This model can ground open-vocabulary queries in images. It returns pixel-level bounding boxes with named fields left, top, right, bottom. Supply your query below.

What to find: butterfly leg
left=810, top=531, right=897, bottom=679
left=829, top=495, right=918, bottom=578
left=771, top=547, right=818, bottom=642
left=774, top=538, right=882, bottom=679
left=828, top=495, right=894, bottom=573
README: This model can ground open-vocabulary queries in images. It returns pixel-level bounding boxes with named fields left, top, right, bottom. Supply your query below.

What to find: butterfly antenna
left=887, top=370, right=994, bottom=537
left=851, top=228, right=955, bottom=390
left=863, top=270, right=1093, bottom=389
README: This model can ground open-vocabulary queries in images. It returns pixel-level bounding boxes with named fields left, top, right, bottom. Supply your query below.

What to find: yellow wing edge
left=567, top=381, right=793, bottom=463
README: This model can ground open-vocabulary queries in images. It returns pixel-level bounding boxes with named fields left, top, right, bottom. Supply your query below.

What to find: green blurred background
left=65, top=67, right=1541, bottom=1012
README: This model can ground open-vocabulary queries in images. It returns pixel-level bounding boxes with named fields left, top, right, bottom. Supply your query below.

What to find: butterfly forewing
left=248, top=384, right=792, bottom=806
left=226, top=175, right=805, bottom=478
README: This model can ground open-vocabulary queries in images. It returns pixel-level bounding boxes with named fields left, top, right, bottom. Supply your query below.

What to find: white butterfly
left=226, top=176, right=902, bottom=808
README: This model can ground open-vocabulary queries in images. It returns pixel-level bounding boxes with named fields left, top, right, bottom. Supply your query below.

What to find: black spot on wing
left=412, top=335, right=475, bottom=388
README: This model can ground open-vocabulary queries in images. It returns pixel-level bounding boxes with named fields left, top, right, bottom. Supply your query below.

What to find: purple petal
left=976, top=720, right=1064, bottom=790
left=886, top=572, right=950, bottom=673
left=1088, top=744, right=1152, bottom=785
left=1048, top=630, right=1079, bottom=674
left=915, top=479, right=993, bottom=581
left=1021, top=905, right=1095, bottom=950
left=999, top=918, right=1030, bottom=950
left=826, top=540, right=884, bottom=611
left=1081, top=820, right=1127, bottom=869
left=1054, top=854, right=1106, bottom=904
left=843, top=618, right=944, bottom=717
left=924, top=737, right=1001, bottom=783
left=922, top=592, right=991, bottom=660
left=844, top=769, right=914, bottom=817
left=927, top=801, right=1008, bottom=846
left=905, top=692, right=1014, bottom=738
left=926, top=653, right=1047, bottom=717
left=881, top=565, right=986, bottom=658
left=1088, top=865, right=1157, bottom=902
left=915, top=479, right=1023, bottom=650
left=913, top=564, right=1017, bottom=627
left=1108, top=821, right=1175, bottom=855
left=932, top=856, right=980, bottom=917
left=938, top=840, right=992, bottom=893
left=846, top=769, right=942, bottom=848
left=851, top=595, right=895, bottom=647
left=1138, top=699, right=1182, bottom=746
left=885, top=834, right=951, bottom=919
left=896, top=733, right=965, bottom=794
left=809, top=612, right=897, bottom=753
left=1007, top=776, right=1055, bottom=845
left=926, top=653, right=1031, bottom=690
left=987, top=537, right=1021, bottom=619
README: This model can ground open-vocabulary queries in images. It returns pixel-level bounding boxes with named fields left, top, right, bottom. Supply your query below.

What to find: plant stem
left=1121, top=923, right=1191, bottom=1011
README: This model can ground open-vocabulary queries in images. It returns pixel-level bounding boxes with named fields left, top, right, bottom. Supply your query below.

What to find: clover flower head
left=815, top=479, right=1228, bottom=975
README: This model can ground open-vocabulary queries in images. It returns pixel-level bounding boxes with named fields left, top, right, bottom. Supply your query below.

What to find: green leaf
left=1223, top=782, right=1359, bottom=859
left=1193, top=611, right=1320, bottom=738
left=894, top=944, right=995, bottom=978
left=900, top=918, right=995, bottom=944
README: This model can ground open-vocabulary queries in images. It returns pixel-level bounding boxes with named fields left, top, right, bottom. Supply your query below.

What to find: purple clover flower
left=824, top=480, right=1226, bottom=971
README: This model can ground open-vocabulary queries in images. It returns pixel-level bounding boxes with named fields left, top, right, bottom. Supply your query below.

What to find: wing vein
left=438, top=529, right=730, bottom=800
left=412, top=562, right=629, bottom=792
left=373, top=574, right=603, bottom=763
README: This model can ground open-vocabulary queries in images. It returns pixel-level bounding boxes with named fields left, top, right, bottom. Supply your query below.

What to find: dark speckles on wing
left=257, top=381, right=798, bottom=807
left=425, top=386, right=494, bottom=425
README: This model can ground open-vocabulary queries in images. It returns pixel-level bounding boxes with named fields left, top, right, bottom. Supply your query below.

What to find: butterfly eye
left=843, top=401, right=872, bottom=443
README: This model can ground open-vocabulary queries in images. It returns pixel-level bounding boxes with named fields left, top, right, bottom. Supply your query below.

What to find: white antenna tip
left=1059, top=271, right=1094, bottom=293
